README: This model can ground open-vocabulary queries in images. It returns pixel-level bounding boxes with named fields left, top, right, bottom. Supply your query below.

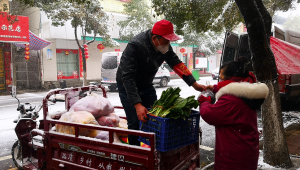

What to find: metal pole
left=11, top=43, right=13, bottom=86
left=193, top=44, right=196, bottom=69
left=9, top=0, right=14, bottom=89
left=26, top=62, right=29, bottom=88
left=37, top=51, right=41, bottom=88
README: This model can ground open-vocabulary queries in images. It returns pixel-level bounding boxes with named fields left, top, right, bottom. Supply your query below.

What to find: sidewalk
left=0, top=88, right=48, bottom=96
left=201, top=153, right=300, bottom=170
left=257, top=152, right=300, bottom=170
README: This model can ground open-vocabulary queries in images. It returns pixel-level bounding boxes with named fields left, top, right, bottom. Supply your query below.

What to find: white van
left=101, top=52, right=171, bottom=91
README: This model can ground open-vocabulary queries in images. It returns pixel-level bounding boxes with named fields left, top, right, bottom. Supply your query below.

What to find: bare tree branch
left=87, top=24, right=98, bottom=45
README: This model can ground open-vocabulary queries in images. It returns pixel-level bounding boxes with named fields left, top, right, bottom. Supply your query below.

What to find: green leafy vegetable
left=148, top=87, right=198, bottom=119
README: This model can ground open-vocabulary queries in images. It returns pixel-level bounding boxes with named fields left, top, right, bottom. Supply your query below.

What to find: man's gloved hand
left=198, top=95, right=212, bottom=104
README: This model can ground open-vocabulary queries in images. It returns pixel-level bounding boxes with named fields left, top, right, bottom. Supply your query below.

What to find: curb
left=201, top=162, right=214, bottom=170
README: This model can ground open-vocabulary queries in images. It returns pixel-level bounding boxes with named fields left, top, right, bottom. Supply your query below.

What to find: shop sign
left=56, top=49, right=78, bottom=54
left=4, top=51, right=12, bottom=85
left=0, top=13, right=29, bottom=43
left=79, top=48, right=86, bottom=78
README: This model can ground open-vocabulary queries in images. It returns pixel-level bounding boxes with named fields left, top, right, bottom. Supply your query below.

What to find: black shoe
left=13, top=119, right=18, bottom=123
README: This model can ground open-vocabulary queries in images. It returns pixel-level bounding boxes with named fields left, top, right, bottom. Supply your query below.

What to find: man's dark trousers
left=117, top=83, right=157, bottom=146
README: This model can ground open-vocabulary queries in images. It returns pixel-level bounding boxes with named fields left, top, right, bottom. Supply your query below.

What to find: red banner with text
left=79, top=48, right=86, bottom=78
left=0, top=13, right=29, bottom=43
left=189, top=53, right=193, bottom=71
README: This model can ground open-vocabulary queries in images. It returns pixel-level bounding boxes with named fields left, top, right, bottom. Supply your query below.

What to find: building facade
left=0, top=0, right=213, bottom=91
left=40, top=0, right=201, bottom=88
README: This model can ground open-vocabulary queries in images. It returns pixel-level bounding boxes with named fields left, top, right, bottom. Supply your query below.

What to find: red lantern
left=179, top=48, right=186, bottom=53
left=25, top=55, right=30, bottom=61
left=24, top=43, right=30, bottom=61
left=83, top=44, right=89, bottom=59
left=97, top=44, right=105, bottom=52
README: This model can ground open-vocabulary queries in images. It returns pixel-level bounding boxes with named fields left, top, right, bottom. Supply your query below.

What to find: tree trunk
left=254, top=0, right=272, bottom=38
left=235, top=0, right=293, bottom=168
left=74, top=16, right=87, bottom=87
left=82, top=13, right=88, bottom=87
left=81, top=47, right=87, bottom=86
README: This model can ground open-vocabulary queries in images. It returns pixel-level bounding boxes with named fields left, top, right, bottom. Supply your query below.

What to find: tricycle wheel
left=11, top=140, right=23, bottom=170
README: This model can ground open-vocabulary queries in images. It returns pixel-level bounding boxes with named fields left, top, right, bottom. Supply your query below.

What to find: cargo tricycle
left=12, top=85, right=201, bottom=170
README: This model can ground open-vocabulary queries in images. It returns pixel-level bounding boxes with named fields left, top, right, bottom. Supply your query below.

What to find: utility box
left=59, top=80, right=67, bottom=89
left=192, top=70, right=200, bottom=81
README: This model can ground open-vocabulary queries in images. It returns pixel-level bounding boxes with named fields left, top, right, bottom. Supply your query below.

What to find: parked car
left=211, top=67, right=220, bottom=80
left=151, top=64, right=171, bottom=87
left=101, top=52, right=171, bottom=91
left=220, top=27, right=300, bottom=108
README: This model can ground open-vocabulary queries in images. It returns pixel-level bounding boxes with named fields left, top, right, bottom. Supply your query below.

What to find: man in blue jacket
left=116, top=19, right=205, bottom=145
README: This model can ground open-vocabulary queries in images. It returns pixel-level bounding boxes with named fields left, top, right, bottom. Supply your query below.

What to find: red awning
left=270, top=36, right=300, bottom=74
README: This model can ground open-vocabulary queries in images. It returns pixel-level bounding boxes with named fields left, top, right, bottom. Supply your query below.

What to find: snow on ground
left=257, top=107, right=300, bottom=142
left=257, top=151, right=280, bottom=169
left=257, top=150, right=300, bottom=170
left=200, top=117, right=216, bottom=147
left=283, top=111, right=300, bottom=128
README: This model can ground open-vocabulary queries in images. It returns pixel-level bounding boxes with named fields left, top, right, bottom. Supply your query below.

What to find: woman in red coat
left=199, top=58, right=269, bottom=170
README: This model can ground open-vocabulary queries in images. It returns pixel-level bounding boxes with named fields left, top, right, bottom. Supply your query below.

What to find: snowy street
left=0, top=76, right=218, bottom=169
left=1, top=76, right=299, bottom=169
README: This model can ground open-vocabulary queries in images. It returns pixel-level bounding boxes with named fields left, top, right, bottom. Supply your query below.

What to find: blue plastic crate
left=139, top=110, right=200, bottom=152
